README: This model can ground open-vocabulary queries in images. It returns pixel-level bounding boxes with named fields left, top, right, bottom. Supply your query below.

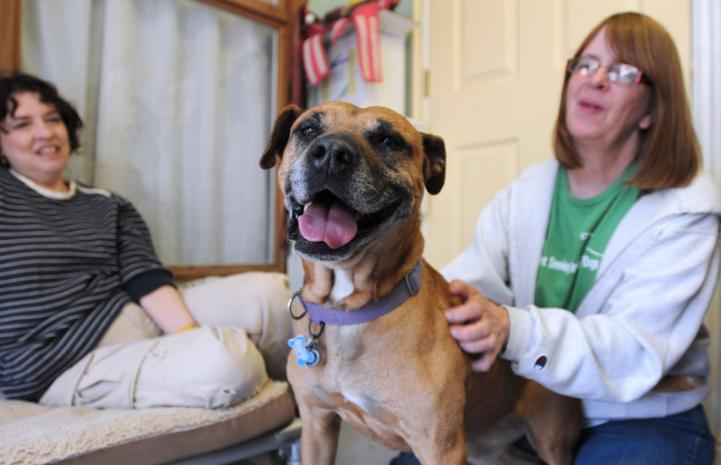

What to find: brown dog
left=260, top=101, right=581, bottom=465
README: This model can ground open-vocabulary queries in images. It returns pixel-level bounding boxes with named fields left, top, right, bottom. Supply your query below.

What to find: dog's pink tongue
left=298, top=202, right=358, bottom=249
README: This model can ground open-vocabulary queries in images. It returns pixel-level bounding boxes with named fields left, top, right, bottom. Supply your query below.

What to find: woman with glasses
left=391, top=11, right=719, bottom=465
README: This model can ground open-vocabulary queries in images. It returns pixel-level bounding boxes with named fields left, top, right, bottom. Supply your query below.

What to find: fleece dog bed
left=0, top=380, right=295, bottom=465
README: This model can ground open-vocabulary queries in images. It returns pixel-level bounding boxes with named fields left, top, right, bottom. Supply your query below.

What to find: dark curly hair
left=0, top=73, right=84, bottom=165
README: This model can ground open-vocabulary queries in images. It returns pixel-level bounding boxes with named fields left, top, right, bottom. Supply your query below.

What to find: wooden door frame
left=0, top=0, right=305, bottom=281
left=0, top=0, right=21, bottom=74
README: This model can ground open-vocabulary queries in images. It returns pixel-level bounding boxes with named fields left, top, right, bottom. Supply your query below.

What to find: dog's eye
left=300, top=125, right=318, bottom=138
left=381, top=135, right=402, bottom=150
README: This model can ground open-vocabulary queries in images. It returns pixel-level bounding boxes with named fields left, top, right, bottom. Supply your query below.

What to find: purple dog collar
left=291, top=260, right=423, bottom=326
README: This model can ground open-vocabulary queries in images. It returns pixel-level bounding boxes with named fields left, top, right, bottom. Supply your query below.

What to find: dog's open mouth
left=291, top=190, right=403, bottom=250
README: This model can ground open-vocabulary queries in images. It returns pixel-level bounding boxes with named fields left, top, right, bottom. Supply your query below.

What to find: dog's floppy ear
left=260, top=104, right=303, bottom=169
left=421, top=133, right=446, bottom=195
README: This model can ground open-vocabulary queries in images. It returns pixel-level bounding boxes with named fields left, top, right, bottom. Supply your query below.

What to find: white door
left=424, top=0, right=692, bottom=268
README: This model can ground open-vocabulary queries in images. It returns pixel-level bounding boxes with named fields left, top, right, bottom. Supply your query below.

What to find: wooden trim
left=170, top=264, right=282, bottom=282
left=0, top=0, right=21, bottom=73
left=201, top=0, right=287, bottom=27
left=288, top=0, right=306, bottom=105
left=271, top=7, right=289, bottom=274
left=271, top=0, right=305, bottom=273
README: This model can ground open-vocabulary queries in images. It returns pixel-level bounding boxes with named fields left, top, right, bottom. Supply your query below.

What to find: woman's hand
left=444, top=279, right=510, bottom=372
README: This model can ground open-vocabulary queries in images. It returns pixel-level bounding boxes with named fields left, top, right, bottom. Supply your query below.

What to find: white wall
left=693, top=0, right=721, bottom=458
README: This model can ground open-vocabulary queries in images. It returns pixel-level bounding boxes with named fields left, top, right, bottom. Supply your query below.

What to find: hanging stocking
left=302, top=22, right=329, bottom=86
left=351, top=2, right=382, bottom=82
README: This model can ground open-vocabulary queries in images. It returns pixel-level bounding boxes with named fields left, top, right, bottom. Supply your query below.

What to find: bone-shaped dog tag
left=288, top=335, right=320, bottom=367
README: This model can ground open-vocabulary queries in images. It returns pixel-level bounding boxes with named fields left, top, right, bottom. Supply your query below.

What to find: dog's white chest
left=340, top=388, right=373, bottom=413
left=330, top=268, right=354, bottom=301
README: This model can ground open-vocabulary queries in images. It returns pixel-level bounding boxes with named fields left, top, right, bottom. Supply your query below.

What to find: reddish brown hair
left=552, top=12, right=699, bottom=189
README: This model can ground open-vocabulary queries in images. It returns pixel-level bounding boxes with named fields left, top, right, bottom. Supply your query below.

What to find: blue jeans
left=388, top=405, right=715, bottom=465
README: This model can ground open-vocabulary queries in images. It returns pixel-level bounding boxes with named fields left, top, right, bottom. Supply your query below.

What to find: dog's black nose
left=309, top=137, right=356, bottom=175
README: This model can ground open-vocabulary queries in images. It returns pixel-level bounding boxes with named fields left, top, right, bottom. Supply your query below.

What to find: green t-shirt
left=535, top=164, right=639, bottom=312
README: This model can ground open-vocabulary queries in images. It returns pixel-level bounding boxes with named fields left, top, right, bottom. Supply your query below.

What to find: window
left=0, top=0, right=305, bottom=281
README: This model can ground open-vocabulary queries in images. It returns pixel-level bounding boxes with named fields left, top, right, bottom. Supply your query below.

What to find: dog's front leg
left=298, top=401, right=341, bottom=465
left=402, top=395, right=468, bottom=465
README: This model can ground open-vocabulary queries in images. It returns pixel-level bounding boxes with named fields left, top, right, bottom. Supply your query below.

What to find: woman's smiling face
left=564, top=28, right=653, bottom=154
left=0, top=91, right=71, bottom=190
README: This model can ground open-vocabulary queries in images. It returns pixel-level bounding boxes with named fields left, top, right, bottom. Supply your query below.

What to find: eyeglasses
left=567, top=55, right=649, bottom=85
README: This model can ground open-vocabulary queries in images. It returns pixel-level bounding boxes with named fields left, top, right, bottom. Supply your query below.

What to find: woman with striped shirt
left=0, top=73, right=292, bottom=408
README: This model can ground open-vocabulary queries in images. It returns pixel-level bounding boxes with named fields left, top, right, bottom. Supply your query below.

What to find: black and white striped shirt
left=0, top=168, right=173, bottom=401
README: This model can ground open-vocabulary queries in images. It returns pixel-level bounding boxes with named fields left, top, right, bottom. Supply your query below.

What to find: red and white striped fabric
left=302, top=23, right=329, bottom=86
left=351, top=2, right=382, bottom=82
left=329, top=17, right=352, bottom=44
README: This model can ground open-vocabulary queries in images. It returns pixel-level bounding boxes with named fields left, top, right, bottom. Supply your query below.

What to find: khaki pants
left=40, top=272, right=292, bottom=409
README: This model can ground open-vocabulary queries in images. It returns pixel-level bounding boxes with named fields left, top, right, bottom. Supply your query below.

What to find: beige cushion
left=0, top=380, right=294, bottom=465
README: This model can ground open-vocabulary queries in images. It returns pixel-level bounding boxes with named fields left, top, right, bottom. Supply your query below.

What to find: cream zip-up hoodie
left=443, top=160, right=721, bottom=424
